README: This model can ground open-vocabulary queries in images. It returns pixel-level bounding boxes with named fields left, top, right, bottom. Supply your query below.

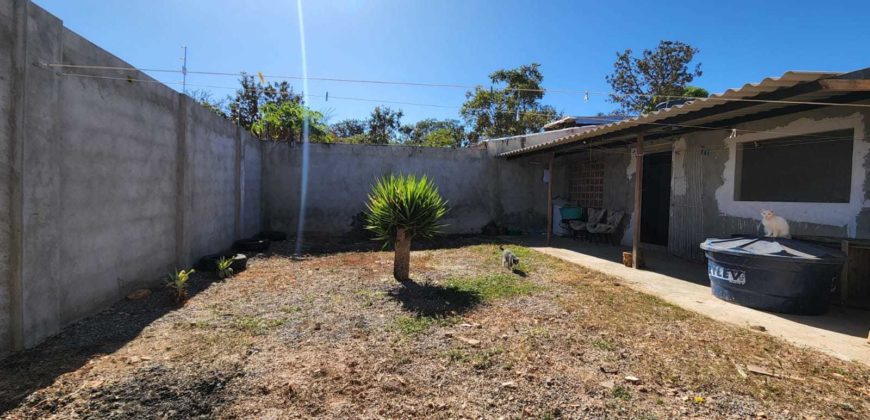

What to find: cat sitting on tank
left=760, top=209, right=791, bottom=238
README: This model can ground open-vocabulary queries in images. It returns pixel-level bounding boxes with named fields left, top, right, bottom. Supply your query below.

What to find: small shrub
left=592, top=338, right=616, bottom=351
left=166, top=268, right=195, bottom=303
left=216, top=256, right=234, bottom=279
left=611, top=385, right=631, bottom=401
left=445, top=349, right=468, bottom=363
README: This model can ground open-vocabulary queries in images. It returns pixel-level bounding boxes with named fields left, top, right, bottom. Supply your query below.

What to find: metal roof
left=499, top=71, right=843, bottom=158
left=542, top=115, right=626, bottom=130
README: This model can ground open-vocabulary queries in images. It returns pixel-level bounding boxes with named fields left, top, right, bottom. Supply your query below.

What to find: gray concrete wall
left=242, top=136, right=262, bottom=238
left=0, top=2, right=262, bottom=357
left=0, top=0, right=20, bottom=359
left=261, top=142, right=548, bottom=237
left=183, top=102, right=240, bottom=264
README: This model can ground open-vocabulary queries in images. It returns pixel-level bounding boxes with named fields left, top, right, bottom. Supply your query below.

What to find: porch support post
left=632, top=133, right=645, bottom=269
left=546, top=152, right=554, bottom=246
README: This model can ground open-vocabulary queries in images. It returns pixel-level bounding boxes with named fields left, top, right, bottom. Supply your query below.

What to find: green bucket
left=559, top=206, right=583, bottom=220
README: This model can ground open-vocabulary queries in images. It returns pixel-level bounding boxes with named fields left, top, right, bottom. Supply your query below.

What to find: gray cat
left=499, top=245, right=519, bottom=270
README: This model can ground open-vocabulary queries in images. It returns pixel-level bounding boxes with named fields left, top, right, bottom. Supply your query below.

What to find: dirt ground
left=1, top=238, right=868, bottom=419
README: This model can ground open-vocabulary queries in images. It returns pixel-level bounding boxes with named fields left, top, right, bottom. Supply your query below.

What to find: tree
left=367, top=106, right=404, bottom=144
left=460, top=63, right=560, bottom=144
left=331, top=118, right=367, bottom=139
left=421, top=129, right=459, bottom=148
left=682, top=86, right=709, bottom=98
left=400, top=118, right=466, bottom=147
left=251, top=101, right=329, bottom=143
left=365, top=174, right=448, bottom=281
left=605, top=40, right=702, bottom=114
left=227, top=74, right=303, bottom=130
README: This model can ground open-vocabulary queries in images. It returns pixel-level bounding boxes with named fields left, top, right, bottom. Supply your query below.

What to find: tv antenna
left=180, top=46, right=188, bottom=94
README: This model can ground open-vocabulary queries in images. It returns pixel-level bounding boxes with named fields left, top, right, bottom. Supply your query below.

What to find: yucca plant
left=216, top=256, right=234, bottom=279
left=166, top=268, right=195, bottom=303
left=365, top=174, right=448, bottom=281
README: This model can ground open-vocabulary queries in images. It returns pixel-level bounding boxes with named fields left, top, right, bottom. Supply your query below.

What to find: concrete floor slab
left=512, top=236, right=870, bottom=366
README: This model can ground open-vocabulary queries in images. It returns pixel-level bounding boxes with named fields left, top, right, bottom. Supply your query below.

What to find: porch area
left=511, top=235, right=870, bottom=366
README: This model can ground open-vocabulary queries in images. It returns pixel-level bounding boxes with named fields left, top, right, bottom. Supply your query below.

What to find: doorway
left=640, top=151, right=672, bottom=246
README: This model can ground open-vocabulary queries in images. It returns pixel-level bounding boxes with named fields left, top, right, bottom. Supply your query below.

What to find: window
left=568, top=158, right=604, bottom=208
left=735, top=129, right=853, bottom=203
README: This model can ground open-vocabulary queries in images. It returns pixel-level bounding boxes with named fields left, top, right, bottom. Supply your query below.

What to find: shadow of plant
left=387, top=279, right=482, bottom=318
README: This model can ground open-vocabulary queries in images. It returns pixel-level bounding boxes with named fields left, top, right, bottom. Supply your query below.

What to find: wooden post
left=546, top=153, right=554, bottom=245
left=632, top=133, right=645, bottom=269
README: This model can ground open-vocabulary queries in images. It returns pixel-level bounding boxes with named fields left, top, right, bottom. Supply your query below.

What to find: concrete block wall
left=0, top=0, right=21, bottom=361
left=261, top=142, right=549, bottom=237
left=0, top=1, right=262, bottom=357
left=242, top=137, right=262, bottom=239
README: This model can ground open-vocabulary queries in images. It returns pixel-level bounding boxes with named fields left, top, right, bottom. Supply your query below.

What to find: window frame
left=733, top=129, right=854, bottom=204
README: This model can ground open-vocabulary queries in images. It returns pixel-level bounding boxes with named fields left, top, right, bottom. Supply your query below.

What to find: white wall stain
left=671, top=138, right=688, bottom=196
left=621, top=212, right=634, bottom=246
left=714, top=112, right=869, bottom=237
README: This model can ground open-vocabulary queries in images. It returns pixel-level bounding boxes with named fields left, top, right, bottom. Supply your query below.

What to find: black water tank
left=700, top=237, right=846, bottom=315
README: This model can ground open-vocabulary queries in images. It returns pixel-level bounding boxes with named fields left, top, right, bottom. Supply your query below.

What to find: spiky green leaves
left=364, top=174, right=448, bottom=245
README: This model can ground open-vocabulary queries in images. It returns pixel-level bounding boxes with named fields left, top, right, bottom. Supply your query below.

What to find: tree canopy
left=330, top=118, right=367, bottom=138
left=460, top=63, right=560, bottom=144
left=605, top=40, right=703, bottom=114
left=366, top=106, right=404, bottom=145
left=227, top=74, right=303, bottom=130
left=251, top=101, right=329, bottom=143
left=191, top=64, right=568, bottom=147
left=400, top=118, right=466, bottom=148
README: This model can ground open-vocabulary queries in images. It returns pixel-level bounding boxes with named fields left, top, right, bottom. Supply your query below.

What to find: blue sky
left=37, top=0, right=870, bottom=125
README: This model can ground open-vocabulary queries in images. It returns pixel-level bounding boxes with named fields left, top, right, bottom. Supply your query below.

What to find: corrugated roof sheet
left=499, top=71, right=841, bottom=158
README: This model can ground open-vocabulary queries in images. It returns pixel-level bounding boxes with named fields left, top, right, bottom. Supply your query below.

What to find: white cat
left=760, top=209, right=790, bottom=238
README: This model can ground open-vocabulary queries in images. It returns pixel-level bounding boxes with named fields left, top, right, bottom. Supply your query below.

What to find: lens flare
left=294, top=0, right=310, bottom=256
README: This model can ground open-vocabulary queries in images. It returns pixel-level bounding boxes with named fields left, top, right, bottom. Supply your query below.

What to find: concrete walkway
left=513, top=236, right=870, bottom=366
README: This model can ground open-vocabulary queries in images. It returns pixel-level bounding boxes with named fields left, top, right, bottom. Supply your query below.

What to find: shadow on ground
left=0, top=270, right=228, bottom=415
left=387, top=279, right=482, bottom=318
left=273, top=233, right=510, bottom=257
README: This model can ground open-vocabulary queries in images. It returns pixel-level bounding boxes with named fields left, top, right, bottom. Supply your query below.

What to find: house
left=499, top=68, right=870, bottom=308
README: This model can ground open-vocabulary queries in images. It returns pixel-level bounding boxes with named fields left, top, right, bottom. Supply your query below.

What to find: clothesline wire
left=47, top=62, right=870, bottom=109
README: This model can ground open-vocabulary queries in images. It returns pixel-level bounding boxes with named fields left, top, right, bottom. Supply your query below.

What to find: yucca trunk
left=393, top=228, right=411, bottom=281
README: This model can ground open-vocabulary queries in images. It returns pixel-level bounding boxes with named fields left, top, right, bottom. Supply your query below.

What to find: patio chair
left=587, top=210, right=624, bottom=244
left=565, top=207, right=605, bottom=241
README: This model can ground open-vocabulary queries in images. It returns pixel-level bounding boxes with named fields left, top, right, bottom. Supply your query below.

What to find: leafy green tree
left=227, top=74, right=303, bottom=130
left=606, top=40, right=703, bottom=114
left=460, top=63, right=559, bottom=144
left=251, top=101, right=329, bottom=143
left=365, top=174, right=448, bottom=281
left=400, top=118, right=466, bottom=147
left=682, top=85, right=709, bottom=98
left=421, top=128, right=459, bottom=148
left=331, top=118, right=367, bottom=139
left=367, top=106, right=404, bottom=144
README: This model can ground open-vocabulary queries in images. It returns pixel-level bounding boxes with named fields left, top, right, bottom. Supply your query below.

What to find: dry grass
left=1, top=240, right=868, bottom=419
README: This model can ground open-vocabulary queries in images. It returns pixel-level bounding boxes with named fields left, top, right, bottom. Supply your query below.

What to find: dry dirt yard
left=1, top=238, right=868, bottom=419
